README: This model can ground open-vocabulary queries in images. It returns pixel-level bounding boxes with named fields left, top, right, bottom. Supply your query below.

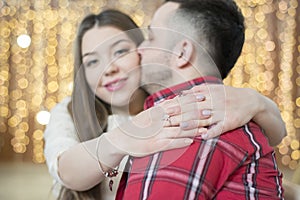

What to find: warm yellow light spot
left=47, top=81, right=59, bottom=93
left=291, top=150, right=300, bottom=160
left=36, top=110, right=51, bottom=125
left=294, top=118, right=300, bottom=128
left=296, top=97, right=300, bottom=107
left=290, top=140, right=300, bottom=150
left=281, top=155, right=291, bottom=166
left=0, top=106, right=9, bottom=117
left=265, top=41, right=276, bottom=51
left=0, top=86, right=8, bottom=96
left=8, top=115, right=21, bottom=127
left=17, top=34, right=31, bottom=48
left=13, top=143, right=26, bottom=153
left=289, top=160, right=299, bottom=170
left=279, top=145, right=289, bottom=155
left=19, top=122, right=29, bottom=132
left=15, top=129, right=25, bottom=139
left=33, top=130, right=44, bottom=140
left=32, top=95, right=43, bottom=106
left=18, top=78, right=29, bottom=89
left=0, top=122, right=7, bottom=133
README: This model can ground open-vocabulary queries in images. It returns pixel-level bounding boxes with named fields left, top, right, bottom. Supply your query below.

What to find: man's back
left=122, top=122, right=283, bottom=199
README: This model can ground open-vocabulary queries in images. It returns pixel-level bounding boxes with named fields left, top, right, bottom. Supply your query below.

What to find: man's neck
left=144, top=76, right=222, bottom=109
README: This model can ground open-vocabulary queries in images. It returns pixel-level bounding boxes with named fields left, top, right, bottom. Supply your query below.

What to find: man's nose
left=137, top=44, right=144, bottom=55
left=137, top=40, right=149, bottom=55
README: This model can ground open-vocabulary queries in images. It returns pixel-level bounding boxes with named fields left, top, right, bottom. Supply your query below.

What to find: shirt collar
left=144, top=76, right=222, bottom=109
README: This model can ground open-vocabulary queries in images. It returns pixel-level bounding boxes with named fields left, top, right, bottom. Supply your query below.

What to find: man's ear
left=173, top=39, right=193, bottom=69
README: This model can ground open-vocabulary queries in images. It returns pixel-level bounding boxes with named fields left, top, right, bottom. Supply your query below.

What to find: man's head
left=139, top=0, right=245, bottom=94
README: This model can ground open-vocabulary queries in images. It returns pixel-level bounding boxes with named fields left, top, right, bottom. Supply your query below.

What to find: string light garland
left=0, top=0, right=299, bottom=171
left=226, top=0, right=300, bottom=170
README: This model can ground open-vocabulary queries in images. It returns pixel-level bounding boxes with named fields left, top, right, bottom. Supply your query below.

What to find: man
left=117, top=0, right=284, bottom=199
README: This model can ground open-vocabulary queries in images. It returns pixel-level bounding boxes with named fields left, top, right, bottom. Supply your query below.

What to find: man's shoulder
left=220, top=121, right=262, bottom=139
left=219, top=122, right=273, bottom=156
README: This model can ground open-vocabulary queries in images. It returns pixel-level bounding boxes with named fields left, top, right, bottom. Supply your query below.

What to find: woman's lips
left=104, top=78, right=127, bottom=92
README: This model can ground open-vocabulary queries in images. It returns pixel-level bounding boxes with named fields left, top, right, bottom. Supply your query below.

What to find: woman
left=45, top=10, right=204, bottom=199
left=44, top=9, right=286, bottom=200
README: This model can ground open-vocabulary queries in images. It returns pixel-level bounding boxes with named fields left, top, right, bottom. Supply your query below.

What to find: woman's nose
left=104, top=63, right=119, bottom=76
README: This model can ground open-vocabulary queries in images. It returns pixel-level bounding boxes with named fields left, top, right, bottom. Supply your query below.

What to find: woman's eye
left=85, top=59, right=99, bottom=68
left=114, top=49, right=129, bottom=57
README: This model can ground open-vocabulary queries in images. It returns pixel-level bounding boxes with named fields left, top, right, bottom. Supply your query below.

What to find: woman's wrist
left=253, top=91, right=268, bottom=123
left=97, top=132, right=126, bottom=168
left=243, top=88, right=265, bottom=122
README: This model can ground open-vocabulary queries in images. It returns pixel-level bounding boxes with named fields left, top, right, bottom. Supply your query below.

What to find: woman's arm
left=44, top=97, right=81, bottom=186
left=167, top=84, right=287, bottom=146
left=46, top=85, right=287, bottom=191
left=251, top=89, right=287, bottom=146
left=50, top=101, right=203, bottom=191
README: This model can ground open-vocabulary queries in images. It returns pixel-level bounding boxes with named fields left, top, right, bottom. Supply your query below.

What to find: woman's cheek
left=84, top=72, right=98, bottom=92
left=117, top=53, right=140, bottom=71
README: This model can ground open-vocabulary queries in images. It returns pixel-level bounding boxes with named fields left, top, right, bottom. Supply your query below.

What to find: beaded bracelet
left=96, top=136, right=119, bottom=191
left=98, top=160, right=119, bottom=191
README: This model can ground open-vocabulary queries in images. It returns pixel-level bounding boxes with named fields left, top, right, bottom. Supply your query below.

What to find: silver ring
left=162, top=114, right=172, bottom=126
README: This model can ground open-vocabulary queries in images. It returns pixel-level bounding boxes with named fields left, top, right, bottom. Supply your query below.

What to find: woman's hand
left=171, top=84, right=257, bottom=139
left=163, top=84, right=286, bottom=145
left=103, top=100, right=207, bottom=158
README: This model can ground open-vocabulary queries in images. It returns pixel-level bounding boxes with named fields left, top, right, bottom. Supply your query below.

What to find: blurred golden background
left=0, top=0, right=299, bottom=199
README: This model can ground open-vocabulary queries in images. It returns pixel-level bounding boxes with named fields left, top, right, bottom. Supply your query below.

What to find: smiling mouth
left=104, top=78, right=127, bottom=92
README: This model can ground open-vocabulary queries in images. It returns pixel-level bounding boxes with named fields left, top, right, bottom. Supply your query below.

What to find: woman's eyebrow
left=110, top=39, right=131, bottom=48
left=82, top=52, right=97, bottom=58
left=82, top=39, right=131, bottom=58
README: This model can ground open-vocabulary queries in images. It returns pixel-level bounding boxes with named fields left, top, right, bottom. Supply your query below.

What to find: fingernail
left=162, top=114, right=170, bottom=121
left=198, top=128, right=207, bottom=134
left=196, top=94, right=205, bottom=101
left=185, top=138, right=193, bottom=144
left=202, top=109, right=211, bottom=116
left=166, top=107, right=175, bottom=114
left=178, top=92, right=183, bottom=97
left=180, top=121, right=189, bottom=129
left=181, top=90, right=188, bottom=94
left=201, top=133, right=208, bottom=139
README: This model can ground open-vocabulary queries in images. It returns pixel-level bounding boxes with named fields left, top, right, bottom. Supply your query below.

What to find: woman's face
left=81, top=26, right=141, bottom=109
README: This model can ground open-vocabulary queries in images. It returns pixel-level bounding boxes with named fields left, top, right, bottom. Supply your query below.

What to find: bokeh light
left=0, top=0, right=299, bottom=169
left=36, top=111, right=51, bottom=125
left=17, top=34, right=31, bottom=48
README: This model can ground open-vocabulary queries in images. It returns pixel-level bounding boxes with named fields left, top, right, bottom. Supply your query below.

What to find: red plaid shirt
left=116, top=76, right=284, bottom=200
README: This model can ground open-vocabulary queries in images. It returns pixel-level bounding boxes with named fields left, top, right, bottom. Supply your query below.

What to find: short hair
left=166, top=0, right=245, bottom=79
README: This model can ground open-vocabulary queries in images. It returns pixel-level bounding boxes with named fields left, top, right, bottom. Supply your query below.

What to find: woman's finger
left=201, top=123, right=225, bottom=140
left=161, top=126, right=207, bottom=139
left=161, top=138, right=193, bottom=151
left=178, top=93, right=206, bottom=104
left=165, top=108, right=212, bottom=127
left=179, top=127, right=207, bottom=138
left=161, top=94, right=207, bottom=116
left=179, top=119, right=213, bottom=130
left=165, top=100, right=213, bottom=122
left=181, top=84, right=216, bottom=95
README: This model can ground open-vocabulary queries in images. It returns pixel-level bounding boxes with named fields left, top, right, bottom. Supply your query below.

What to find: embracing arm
left=164, top=85, right=287, bottom=146
left=205, top=86, right=287, bottom=146
left=200, top=85, right=287, bottom=146
left=44, top=98, right=116, bottom=191
left=46, top=100, right=201, bottom=191
left=250, top=88, right=287, bottom=146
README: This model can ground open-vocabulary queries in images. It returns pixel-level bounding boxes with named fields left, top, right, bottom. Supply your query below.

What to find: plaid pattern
left=117, top=76, right=284, bottom=200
